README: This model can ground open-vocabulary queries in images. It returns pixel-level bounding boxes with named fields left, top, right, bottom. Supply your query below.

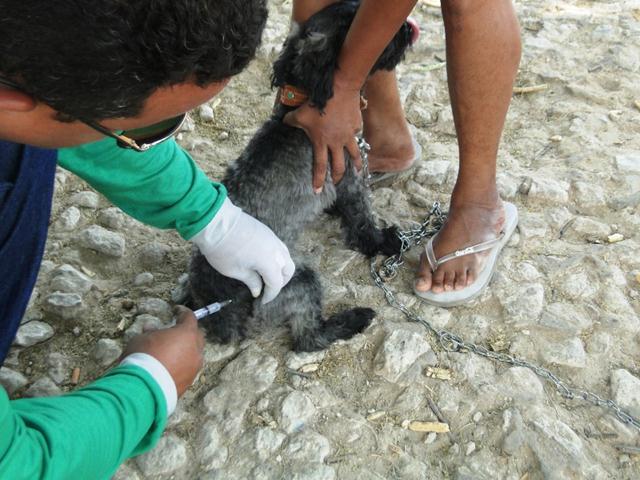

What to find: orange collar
left=280, top=84, right=309, bottom=107
left=279, top=84, right=369, bottom=110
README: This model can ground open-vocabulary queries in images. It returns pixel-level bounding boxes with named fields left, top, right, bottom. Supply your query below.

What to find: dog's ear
left=291, top=30, right=340, bottom=110
left=272, top=29, right=338, bottom=111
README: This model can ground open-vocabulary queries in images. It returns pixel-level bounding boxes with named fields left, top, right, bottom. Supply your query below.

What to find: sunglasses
left=0, top=77, right=186, bottom=152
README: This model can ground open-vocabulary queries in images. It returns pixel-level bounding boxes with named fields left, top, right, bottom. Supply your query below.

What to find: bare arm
left=284, top=0, right=418, bottom=191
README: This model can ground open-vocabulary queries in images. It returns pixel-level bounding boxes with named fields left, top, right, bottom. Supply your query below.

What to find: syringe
left=193, top=300, right=233, bottom=320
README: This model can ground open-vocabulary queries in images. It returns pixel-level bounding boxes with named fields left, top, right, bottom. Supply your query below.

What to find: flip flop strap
left=425, top=231, right=505, bottom=272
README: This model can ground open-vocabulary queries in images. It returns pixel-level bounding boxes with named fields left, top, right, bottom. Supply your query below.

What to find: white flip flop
left=368, top=136, right=422, bottom=188
left=414, top=202, right=519, bottom=307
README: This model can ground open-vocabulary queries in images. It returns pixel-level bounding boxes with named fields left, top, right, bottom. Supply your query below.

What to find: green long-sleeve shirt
left=58, top=136, right=227, bottom=240
left=0, top=365, right=167, bottom=479
left=1, top=138, right=222, bottom=478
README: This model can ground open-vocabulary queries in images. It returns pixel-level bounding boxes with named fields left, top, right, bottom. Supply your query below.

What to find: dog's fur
left=188, top=0, right=413, bottom=351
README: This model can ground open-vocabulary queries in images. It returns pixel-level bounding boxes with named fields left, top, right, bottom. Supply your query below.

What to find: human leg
left=415, top=0, right=521, bottom=296
left=291, top=0, right=415, bottom=172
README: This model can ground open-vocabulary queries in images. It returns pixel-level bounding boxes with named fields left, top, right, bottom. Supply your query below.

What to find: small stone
left=539, top=303, right=592, bottom=334
left=373, top=328, right=434, bottom=383
left=571, top=182, right=608, bottom=215
left=564, top=216, right=611, bottom=243
left=136, top=434, right=188, bottom=477
left=473, top=412, right=483, bottom=423
left=218, top=131, right=230, bottom=141
left=47, top=352, right=71, bottom=384
left=285, top=350, right=326, bottom=370
left=72, top=326, right=81, bottom=336
left=203, top=342, right=237, bottom=364
left=139, top=242, right=171, bottom=268
left=255, top=428, right=286, bottom=460
left=465, top=442, right=476, bottom=456
left=133, top=272, right=154, bottom=286
left=0, top=367, right=28, bottom=395
left=610, top=369, right=640, bottom=418
left=279, top=391, right=316, bottom=433
left=555, top=270, right=598, bottom=301
left=56, top=206, right=81, bottom=231
left=69, top=191, right=99, bottom=209
left=550, top=135, right=563, bottom=142
left=137, top=297, right=172, bottom=321
left=78, top=225, right=125, bottom=257
left=425, top=432, right=437, bottom=444
left=43, top=292, right=84, bottom=320
left=196, top=421, right=228, bottom=471
left=24, top=377, right=62, bottom=397
left=98, top=208, right=127, bottom=230
left=540, top=337, right=587, bottom=368
left=615, top=153, right=640, bottom=174
left=499, top=283, right=545, bottom=325
left=203, top=384, right=251, bottom=439
left=501, top=408, right=526, bottom=456
left=498, top=367, right=545, bottom=404
left=284, top=430, right=331, bottom=463
left=607, top=233, right=624, bottom=243
left=218, top=345, right=278, bottom=393
left=528, top=409, right=591, bottom=479
left=526, top=177, right=570, bottom=204
left=586, top=331, right=612, bottom=355
left=414, top=161, right=451, bottom=186
left=14, top=321, right=54, bottom=347
left=49, top=264, right=93, bottom=294
left=93, top=339, right=123, bottom=366
left=123, top=314, right=164, bottom=342
left=199, top=104, right=214, bottom=122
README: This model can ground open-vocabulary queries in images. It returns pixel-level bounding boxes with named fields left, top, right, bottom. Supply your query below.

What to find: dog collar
left=279, top=84, right=369, bottom=110
left=280, top=84, right=309, bottom=107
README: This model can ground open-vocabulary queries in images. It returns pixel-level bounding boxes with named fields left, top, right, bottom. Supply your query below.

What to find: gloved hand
left=192, top=198, right=295, bottom=304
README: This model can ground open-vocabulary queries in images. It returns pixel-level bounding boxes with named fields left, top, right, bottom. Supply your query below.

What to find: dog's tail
left=292, top=307, right=375, bottom=352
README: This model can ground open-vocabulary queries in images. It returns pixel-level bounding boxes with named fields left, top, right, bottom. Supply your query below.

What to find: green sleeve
left=0, top=365, right=167, bottom=480
left=58, top=137, right=227, bottom=240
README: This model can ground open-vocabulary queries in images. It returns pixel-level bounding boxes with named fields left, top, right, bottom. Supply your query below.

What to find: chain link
left=359, top=140, right=640, bottom=433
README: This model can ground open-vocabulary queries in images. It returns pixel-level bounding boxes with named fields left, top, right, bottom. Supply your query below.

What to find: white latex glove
left=192, top=198, right=295, bottom=304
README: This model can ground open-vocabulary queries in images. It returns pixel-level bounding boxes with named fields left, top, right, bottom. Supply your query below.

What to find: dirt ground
left=4, top=1, right=640, bottom=479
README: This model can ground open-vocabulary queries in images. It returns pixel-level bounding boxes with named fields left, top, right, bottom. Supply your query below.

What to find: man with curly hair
left=0, top=1, right=293, bottom=478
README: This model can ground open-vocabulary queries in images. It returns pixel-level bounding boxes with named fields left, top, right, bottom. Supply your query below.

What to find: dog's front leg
left=331, top=170, right=401, bottom=257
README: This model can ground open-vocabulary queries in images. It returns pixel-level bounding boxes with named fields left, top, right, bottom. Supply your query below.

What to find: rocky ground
left=2, top=0, right=640, bottom=479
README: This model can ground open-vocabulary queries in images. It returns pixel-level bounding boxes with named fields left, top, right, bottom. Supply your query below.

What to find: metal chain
left=358, top=140, right=640, bottom=433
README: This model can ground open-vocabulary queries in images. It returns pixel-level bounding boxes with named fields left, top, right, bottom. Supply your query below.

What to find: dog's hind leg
left=188, top=251, right=253, bottom=344
left=261, top=265, right=375, bottom=351
left=331, top=172, right=402, bottom=257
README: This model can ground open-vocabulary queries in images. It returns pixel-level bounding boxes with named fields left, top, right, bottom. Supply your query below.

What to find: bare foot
left=362, top=70, right=416, bottom=173
left=414, top=199, right=505, bottom=293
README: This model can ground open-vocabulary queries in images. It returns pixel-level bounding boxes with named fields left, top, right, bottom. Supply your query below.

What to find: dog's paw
left=343, top=307, right=376, bottom=333
left=379, top=226, right=403, bottom=257
left=328, top=307, right=375, bottom=336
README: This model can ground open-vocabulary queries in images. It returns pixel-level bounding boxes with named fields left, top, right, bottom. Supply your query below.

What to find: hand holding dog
left=283, top=71, right=363, bottom=192
left=192, top=198, right=295, bottom=304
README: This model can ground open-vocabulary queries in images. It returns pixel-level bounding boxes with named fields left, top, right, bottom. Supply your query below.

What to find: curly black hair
left=0, top=0, right=268, bottom=121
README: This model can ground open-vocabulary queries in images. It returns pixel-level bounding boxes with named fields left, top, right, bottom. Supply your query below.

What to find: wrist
left=120, top=353, right=178, bottom=416
left=192, top=197, right=241, bottom=253
left=333, top=68, right=365, bottom=93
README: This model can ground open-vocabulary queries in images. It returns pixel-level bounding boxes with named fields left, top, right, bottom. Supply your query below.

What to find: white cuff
left=191, top=197, right=241, bottom=252
left=120, top=353, right=178, bottom=416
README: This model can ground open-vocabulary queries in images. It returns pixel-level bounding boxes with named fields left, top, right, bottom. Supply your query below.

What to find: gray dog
left=189, top=0, right=416, bottom=351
